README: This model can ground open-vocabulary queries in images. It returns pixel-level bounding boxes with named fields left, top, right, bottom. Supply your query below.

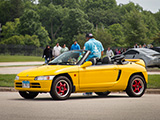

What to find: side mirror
left=81, top=61, right=92, bottom=68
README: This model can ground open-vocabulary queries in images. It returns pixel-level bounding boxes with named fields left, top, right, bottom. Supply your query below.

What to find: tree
left=62, top=8, right=93, bottom=45
left=94, top=28, right=113, bottom=48
left=142, top=11, right=158, bottom=39
left=154, top=10, right=160, bottom=30
left=85, top=0, right=117, bottom=12
left=0, top=0, right=24, bottom=25
left=18, top=9, right=51, bottom=47
left=24, top=34, right=40, bottom=47
left=38, top=4, right=66, bottom=43
left=119, top=2, right=143, bottom=15
left=1, top=18, right=20, bottom=40
left=18, top=9, right=41, bottom=35
left=0, top=35, right=25, bottom=45
left=122, top=10, right=149, bottom=47
left=73, top=33, right=86, bottom=49
left=152, top=32, right=160, bottom=46
left=108, top=23, right=126, bottom=47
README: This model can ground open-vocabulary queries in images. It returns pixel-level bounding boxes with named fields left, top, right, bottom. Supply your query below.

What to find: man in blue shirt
left=70, top=41, right=80, bottom=50
left=83, top=33, right=104, bottom=96
left=84, top=33, right=104, bottom=61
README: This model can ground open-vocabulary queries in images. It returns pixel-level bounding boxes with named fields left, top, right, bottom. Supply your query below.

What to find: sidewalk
left=0, top=87, right=160, bottom=94
left=0, top=61, right=44, bottom=66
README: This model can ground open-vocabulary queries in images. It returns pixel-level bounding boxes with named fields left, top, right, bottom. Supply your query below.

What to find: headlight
left=34, top=76, right=55, bottom=80
left=15, top=76, right=19, bottom=80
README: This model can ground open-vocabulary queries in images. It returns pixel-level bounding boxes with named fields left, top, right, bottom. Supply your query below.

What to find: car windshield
left=48, top=50, right=87, bottom=65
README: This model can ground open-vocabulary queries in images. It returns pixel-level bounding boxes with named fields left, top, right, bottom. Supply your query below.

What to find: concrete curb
left=0, top=87, right=17, bottom=92
left=0, top=87, right=160, bottom=94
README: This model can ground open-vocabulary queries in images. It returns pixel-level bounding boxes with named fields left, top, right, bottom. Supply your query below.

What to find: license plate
left=22, top=81, right=30, bottom=88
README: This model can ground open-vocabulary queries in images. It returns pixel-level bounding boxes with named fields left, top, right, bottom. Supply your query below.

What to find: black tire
left=50, top=76, right=72, bottom=100
left=19, top=91, right=39, bottom=99
left=95, top=91, right=110, bottom=96
left=126, top=75, right=146, bottom=97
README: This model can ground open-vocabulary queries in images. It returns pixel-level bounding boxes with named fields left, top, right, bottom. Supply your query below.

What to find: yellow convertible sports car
left=14, top=50, right=148, bottom=100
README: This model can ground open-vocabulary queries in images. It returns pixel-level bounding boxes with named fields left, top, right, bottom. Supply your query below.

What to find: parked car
left=15, top=50, right=148, bottom=100
left=150, top=47, right=160, bottom=53
left=123, top=48, right=160, bottom=68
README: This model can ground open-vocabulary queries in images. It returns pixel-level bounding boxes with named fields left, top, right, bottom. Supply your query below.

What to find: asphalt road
left=0, top=92, right=160, bottom=120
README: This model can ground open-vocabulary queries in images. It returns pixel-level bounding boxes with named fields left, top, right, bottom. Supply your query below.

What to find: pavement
left=0, top=61, right=44, bottom=66
left=0, top=87, right=160, bottom=94
left=0, top=61, right=160, bottom=93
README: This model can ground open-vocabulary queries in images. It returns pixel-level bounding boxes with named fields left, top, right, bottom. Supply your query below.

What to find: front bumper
left=14, top=79, right=52, bottom=92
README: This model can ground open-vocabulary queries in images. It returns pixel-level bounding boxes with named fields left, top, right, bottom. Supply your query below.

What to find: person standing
left=114, top=48, right=120, bottom=55
left=42, top=45, right=52, bottom=64
left=61, top=44, right=69, bottom=53
left=134, top=43, right=139, bottom=48
left=84, top=33, right=104, bottom=61
left=52, top=43, right=61, bottom=58
left=70, top=41, right=80, bottom=50
left=83, top=33, right=104, bottom=96
left=106, top=47, right=114, bottom=57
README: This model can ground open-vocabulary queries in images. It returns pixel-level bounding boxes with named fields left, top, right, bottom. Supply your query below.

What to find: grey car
left=123, top=48, right=160, bottom=67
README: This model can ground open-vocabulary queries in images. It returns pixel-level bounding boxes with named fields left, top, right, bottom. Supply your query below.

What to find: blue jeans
left=45, top=57, right=50, bottom=64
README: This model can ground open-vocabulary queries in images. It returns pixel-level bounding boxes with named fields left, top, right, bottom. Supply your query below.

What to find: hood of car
left=17, top=65, right=76, bottom=77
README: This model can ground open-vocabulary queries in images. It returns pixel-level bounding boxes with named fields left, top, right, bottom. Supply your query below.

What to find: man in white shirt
left=52, top=43, right=62, bottom=58
left=106, top=47, right=114, bottom=57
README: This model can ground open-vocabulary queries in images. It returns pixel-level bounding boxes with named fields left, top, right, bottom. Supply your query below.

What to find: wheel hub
left=132, top=80, right=142, bottom=93
left=56, top=81, right=68, bottom=96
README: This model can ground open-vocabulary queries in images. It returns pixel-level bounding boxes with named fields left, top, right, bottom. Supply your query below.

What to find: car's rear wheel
left=50, top=76, right=72, bottom=100
left=95, top=91, right=110, bottom=96
left=126, top=75, right=146, bottom=97
left=19, top=91, right=39, bottom=99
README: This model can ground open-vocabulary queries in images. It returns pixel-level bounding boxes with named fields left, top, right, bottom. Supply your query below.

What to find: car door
left=78, top=64, right=119, bottom=89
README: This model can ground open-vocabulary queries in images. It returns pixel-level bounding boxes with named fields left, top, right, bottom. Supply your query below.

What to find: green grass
left=148, top=75, right=160, bottom=89
left=0, top=55, right=43, bottom=62
left=0, top=74, right=16, bottom=87
left=0, top=74, right=160, bottom=88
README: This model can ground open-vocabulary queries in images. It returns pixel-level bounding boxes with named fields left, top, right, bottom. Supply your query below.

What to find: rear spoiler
left=125, top=59, right=145, bottom=67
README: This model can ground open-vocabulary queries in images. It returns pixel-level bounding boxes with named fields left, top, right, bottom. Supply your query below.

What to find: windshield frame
left=48, top=50, right=90, bottom=66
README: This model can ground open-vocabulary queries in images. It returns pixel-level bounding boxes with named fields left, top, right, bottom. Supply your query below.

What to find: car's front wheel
left=126, top=75, right=146, bottom=97
left=95, top=91, right=110, bottom=96
left=50, top=76, right=72, bottom=100
left=19, top=91, right=39, bottom=99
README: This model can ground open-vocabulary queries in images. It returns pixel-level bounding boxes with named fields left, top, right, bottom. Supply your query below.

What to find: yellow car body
left=14, top=50, right=148, bottom=100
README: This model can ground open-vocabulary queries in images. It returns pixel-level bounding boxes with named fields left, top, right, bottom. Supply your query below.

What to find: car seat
left=102, top=56, right=111, bottom=64
left=89, top=58, right=99, bottom=65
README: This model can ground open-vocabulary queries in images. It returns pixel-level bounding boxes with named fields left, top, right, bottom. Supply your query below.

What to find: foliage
left=122, top=10, right=149, bottom=47
left=73, top=33, right=86, bottom=49
left=94, top=27, right=113, bottom=48
left=108, top=23, right=126, bottom=47
left=1, top=18, right=20, bottom=40
left=152, top=32, right=160, bottom=46
left=0, top=35, right=25, bottom=45
left=0, top=0, right=160, bottom=49
left=0, top=0, right=24, bottom=25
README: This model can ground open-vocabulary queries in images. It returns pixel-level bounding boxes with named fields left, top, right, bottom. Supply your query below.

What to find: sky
left=116, top=0, right=160, bottom=13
